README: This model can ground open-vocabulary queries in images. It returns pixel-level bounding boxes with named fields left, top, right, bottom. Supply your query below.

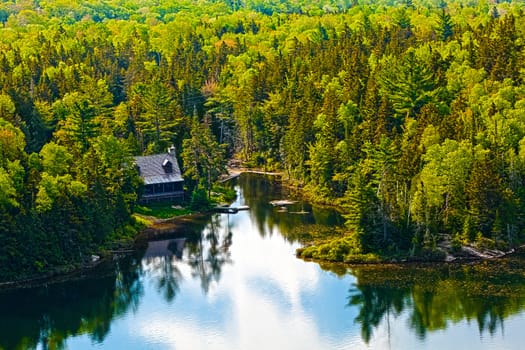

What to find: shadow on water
left=187, top=214, right=233, bottom=294
left=0, top=254, right=144, bottom=350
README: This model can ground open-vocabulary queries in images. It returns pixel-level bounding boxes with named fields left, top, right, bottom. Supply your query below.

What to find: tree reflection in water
left=0, top=255, right=143, bottom=350
left=236, top=174, right=343, bottom=241
left=142, top=239, right=185, bottom=303
left=187, top=214, right=233, bottom=294
left=142, top=213, right=233, bottom=299
left=345, top=259, right=525, bottom=344
left=143, top=254, right=183, bottom=303
left=348, top=283, right=408, bottom=343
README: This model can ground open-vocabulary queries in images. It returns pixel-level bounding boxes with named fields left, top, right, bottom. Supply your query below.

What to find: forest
left=1, top=0, right=525, bottom=280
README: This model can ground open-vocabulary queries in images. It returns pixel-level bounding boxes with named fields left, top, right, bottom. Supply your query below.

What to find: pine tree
left=436, top=8, right=453, bottom=42
left=134, top=80, right=183, bottom=153
left=379, top=49, right=436, bottom=121
left=181, top=115, right=226, bottom=199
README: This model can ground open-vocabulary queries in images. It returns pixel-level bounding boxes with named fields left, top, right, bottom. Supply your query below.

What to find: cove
left=0, top=173, right=524, bottom=350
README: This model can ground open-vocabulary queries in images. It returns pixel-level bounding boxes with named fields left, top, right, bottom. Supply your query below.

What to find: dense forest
left=1, top=0, right=525, bottom=280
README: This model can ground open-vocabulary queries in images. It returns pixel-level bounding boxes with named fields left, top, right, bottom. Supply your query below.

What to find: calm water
left=1, top=174, right=525, bottom=350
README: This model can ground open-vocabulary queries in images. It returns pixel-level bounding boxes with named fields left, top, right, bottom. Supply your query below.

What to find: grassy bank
left=134, top=204, right=193, bottom=219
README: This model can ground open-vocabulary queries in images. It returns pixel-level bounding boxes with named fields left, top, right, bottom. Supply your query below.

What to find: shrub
left=190, top=187, right=211, bottom=211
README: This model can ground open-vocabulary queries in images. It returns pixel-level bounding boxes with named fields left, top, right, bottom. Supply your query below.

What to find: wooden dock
left=213, top=205, right=250, bottom=214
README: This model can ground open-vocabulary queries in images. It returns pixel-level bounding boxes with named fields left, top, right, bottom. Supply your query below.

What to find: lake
left=1, top=173, right=525, bottom=350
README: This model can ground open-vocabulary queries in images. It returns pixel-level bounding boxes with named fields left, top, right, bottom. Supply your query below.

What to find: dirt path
left=218, top=167, right=283, bottom=183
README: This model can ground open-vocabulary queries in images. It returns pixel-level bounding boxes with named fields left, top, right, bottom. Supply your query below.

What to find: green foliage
left=0, top=118, right=26, bottom=164
left=379, top=48, right=437, bottom=120
left=190, top=186, right=213, bottom=211
left=39, top=142, right=73, bottom=176
left=182, top=116, right=226, bottom=197
left=297, top=235, right=382, bottom=264
left=1, top=0, right=525, bottom=278
left=0, top=167, right=19, bottom=209
left=133, top=80, right=184, bottom=152
left=436, top=8, right=454, bottom=41
left=0, top=109, right=139, bottom=283
left=211, top=184, right=237, bottom=204
left=135, top=203, right=192, bottom=219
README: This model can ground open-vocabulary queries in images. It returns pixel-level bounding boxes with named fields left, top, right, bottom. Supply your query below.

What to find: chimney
left=168, top=145, right=176, bottom=157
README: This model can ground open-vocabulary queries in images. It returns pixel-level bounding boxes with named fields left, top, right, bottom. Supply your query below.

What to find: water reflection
left=236, top=174, right=343, bottom=241
left=143, top=241, right=184, bottom=302
left=346, top=259, right=525, bottom=344
left=0, top=256, right=143, bottom=350
left=142, top=212, right=234, bottom=302
left=187, top=215, right=233, bottom=294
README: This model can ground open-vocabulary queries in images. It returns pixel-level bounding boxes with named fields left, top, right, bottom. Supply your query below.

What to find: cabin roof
left=134, top=152, right=183, bottom=185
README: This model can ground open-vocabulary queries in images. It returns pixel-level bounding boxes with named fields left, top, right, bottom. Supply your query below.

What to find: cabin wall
left=141, top=181, right=185, bottom=203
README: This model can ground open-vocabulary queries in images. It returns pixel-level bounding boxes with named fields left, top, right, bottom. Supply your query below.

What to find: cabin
left=134, top=146, right=184, bottom=203
left=143, top=238, right=185, bottom=260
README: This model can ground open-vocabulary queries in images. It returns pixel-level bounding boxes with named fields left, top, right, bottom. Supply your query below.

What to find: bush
left=190, top=187, right=211, bottom=211
left=344, top=253, right=382, bottom=264
left=210, top=185, right=237, bottom=203
left=133, top=214, right=153, bottom=227
left=475, top=233, right=496, bottom=250
left=296, top=235, right=365, bottom=262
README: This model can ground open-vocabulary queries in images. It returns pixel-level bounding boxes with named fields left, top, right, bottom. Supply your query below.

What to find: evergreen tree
left=134, top=80, right=183, bottom=153
left=436, top=8, right=453, bottom=42
left=181, top=115, right=226, bottom=199
left=379, top=49, right=436, bottom=121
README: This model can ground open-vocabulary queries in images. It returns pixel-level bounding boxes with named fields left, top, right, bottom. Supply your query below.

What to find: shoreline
left=296, top=236, right=522, bottom=266
left=0, top=211, right=213, bottom=293
left=233, top=169, right=524, bottom=265
left=0, top=178, right=238, bottom=293
left=218, top=166, right=284, bottom=183
left=0, top=257, right=110, bottom=292
left=298, top=247, right=524, bottom=267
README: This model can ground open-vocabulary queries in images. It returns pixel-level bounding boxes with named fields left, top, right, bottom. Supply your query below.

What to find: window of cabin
left=162, top=159, right=173, bottom=173
left=165, top=182, right=175, bottom=192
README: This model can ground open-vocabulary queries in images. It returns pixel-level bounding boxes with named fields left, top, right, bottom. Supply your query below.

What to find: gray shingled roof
left=134, top=152, right=184, bottom=185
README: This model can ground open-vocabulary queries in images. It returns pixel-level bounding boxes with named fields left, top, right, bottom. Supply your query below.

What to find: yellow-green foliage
left=211, top=185, right=237, bottom=204
left=132, top=214, right=154, bottom=228
left=297, top=234, right=382, bottom=264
